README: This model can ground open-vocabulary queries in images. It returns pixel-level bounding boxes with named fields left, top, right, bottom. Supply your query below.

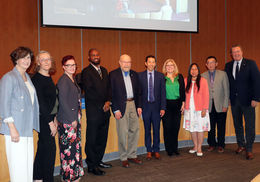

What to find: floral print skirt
left=58, top=122, right=84, bottom=182
left=183, top=109, right=211, bottom=132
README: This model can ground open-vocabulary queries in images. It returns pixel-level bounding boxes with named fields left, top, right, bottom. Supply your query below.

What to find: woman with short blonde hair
left=162, top=59, right=179, bottom=76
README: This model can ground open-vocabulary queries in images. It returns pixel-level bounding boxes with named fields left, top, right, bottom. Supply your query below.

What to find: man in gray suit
left=202, top=56, right=229, bottom=153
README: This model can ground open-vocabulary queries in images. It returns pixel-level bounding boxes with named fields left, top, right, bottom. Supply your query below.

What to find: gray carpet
left=54, top=143, right=260, bottom=182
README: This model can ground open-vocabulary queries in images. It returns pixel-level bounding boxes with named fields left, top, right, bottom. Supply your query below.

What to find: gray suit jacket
left=202, top=70, right=229, bottom=113
left=57, top=74, right=81, bottom=124
left=0, top=67, right=40, bottom=137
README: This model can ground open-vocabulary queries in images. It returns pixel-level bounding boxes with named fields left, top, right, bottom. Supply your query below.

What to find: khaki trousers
left=116, top=101, right=140, bottom=161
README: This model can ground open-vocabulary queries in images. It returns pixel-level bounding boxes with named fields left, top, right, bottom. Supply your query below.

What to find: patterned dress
left=183, top=81, right=210, bottom=132
left=57, top=74, right=84, bottom=182
left=58, top=119, right=84, bottom=181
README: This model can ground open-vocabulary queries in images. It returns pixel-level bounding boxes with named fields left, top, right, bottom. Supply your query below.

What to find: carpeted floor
left=54, top=143, right=260, bottom=182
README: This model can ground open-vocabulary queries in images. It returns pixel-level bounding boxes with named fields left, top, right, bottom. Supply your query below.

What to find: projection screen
left=41, top=0, right=198, bottom=32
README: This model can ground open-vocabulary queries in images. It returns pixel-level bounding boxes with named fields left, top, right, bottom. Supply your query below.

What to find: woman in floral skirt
left=183, top=63, right=210, bottom=157
left=57, top=55, right=84, bottom=182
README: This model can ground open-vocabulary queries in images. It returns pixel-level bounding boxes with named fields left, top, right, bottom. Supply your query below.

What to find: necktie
left=210, top=72, right=214, bottom=88
left=235, top=62, right=239, bottom=80
left=148, top=73, right=155, bottom=102
left=97, top=68, right=102, bottom=79
left=124, top=71, right=129, bottom=77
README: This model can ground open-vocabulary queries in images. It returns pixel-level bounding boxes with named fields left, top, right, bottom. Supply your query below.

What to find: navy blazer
left=109, top=68, right=140, bottom=117
left=57, top=74, right=81, bottom=124
left=138, top=70, right=166, bottom=111
left=225, top=58, right=260, bottom=106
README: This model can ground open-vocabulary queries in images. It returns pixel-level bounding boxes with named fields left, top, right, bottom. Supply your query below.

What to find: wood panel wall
left=1, top=0, right=260, bottom=181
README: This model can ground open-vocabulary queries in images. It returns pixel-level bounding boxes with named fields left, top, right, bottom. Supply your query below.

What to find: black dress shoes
left=98, top=161, right=112, bottom=168
left=173, top=151, right=180, bottom=155
left=88, top=167, right=106, bottom=176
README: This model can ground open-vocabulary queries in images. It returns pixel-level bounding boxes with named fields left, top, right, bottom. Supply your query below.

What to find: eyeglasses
left=64, top=64, right=77, bottom=68
left=39, top=58, right=51, bottom=62
left=166, top=65, right=174, bottom=67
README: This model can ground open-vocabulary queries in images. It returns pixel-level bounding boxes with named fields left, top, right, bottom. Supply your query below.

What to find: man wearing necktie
left=138, top=55, right=166, bottom=160
left=109, top=54, right=142, bottom=168
left=81, top=48, right=112, bottom=176
left=225, top=45, right=260, bottom=160
left=202, top=56, right=229, bottom=153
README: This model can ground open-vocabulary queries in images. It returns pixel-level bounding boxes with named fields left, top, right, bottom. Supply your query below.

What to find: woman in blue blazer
left=57, top=55, right=84, bottom=182
left=0, top=46, right=40, bottom=182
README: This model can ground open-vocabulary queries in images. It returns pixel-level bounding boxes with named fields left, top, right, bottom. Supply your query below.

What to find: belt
left=127, top=98, right=134, bottom=101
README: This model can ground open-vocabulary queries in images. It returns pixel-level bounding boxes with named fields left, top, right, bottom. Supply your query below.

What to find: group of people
left=0, top=44, right=259, bottom=182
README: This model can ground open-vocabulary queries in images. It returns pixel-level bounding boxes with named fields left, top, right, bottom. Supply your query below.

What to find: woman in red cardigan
left=183, top=63, right=210, bottom=157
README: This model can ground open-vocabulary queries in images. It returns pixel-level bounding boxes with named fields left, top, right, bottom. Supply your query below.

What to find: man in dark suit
left=81, top=48, right=112, bottom=176
left=225, top=44, right=260, bottom=160
left=138, top=55, right=166, bottom=160
left=109, top=54, right=142, bottom=168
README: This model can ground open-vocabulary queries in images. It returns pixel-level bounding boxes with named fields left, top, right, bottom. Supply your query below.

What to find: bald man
left=109, top=54, right=142, bottom=168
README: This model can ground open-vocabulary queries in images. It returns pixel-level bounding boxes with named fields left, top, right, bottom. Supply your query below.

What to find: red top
left=184, top=77, right=209, bottom=111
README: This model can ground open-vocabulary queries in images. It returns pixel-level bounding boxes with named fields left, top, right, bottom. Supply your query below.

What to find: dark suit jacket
left=57, top=74, right=81, bottom=124
left=81, top=64, right=111, bottom=104
left=174, top=73, right=186, bottom=103
left=225, top=58, right=260, bottom=106
left=81, top=64, right=111, bottom=119
left=109, top=68, right=140, bottom=117
left=138, top=70, right=166, bottom=111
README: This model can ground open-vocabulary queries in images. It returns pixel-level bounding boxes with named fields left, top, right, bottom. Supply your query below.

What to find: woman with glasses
left=162, top=59, right=185, bottom=156
left=57, top=55, right=84, bottom=182
left=32, top=51, right=58, bottom=182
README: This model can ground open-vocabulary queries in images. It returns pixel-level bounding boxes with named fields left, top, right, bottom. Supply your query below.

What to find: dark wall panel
left=227, top=0, right=260, bottom=68
left=82, top=29, right=120, bottom=72
left=39, top=27, right=82, bottom=83
left=157, top=32, right=190, bottom=76
left=192, top=0, right=226, bottom=72
left=0, top=0, right=38, bottom=77
left=121, top=31, right=156, bottom=72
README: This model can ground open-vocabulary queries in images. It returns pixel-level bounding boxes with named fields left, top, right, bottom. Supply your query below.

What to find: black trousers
left=207, top=101, right=227, bottom=148
left=85, top=103, right=110, bottom=169
left=33, top=115, right=56, bottom=182
left=231, top=99, right=255, bottom=152
left=162, top=99, right=182, bottom=155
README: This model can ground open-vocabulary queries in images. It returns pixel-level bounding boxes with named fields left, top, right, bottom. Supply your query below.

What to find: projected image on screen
left=116, top=0, right=189, bottom=22
left=42, top=0, right=197, bottom=32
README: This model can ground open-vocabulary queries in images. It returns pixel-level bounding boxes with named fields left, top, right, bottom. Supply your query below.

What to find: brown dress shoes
left=154, top=152, right=161, bottom=159
left=235, top=147, right=246, bottom=154
left=218, top=147, right=224, bottom=153
left=128, top=158, right=142, bottom=164
left=246, top=152, right=254, bottom=160
left=207, top=146, right=215, bottom=152
left=122, top=160, right=130, bottom=168
left=146, top=152, right=152, bottom=160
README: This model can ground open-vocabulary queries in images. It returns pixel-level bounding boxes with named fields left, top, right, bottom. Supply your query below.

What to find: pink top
left=184, top=77, right=209, bottom=111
